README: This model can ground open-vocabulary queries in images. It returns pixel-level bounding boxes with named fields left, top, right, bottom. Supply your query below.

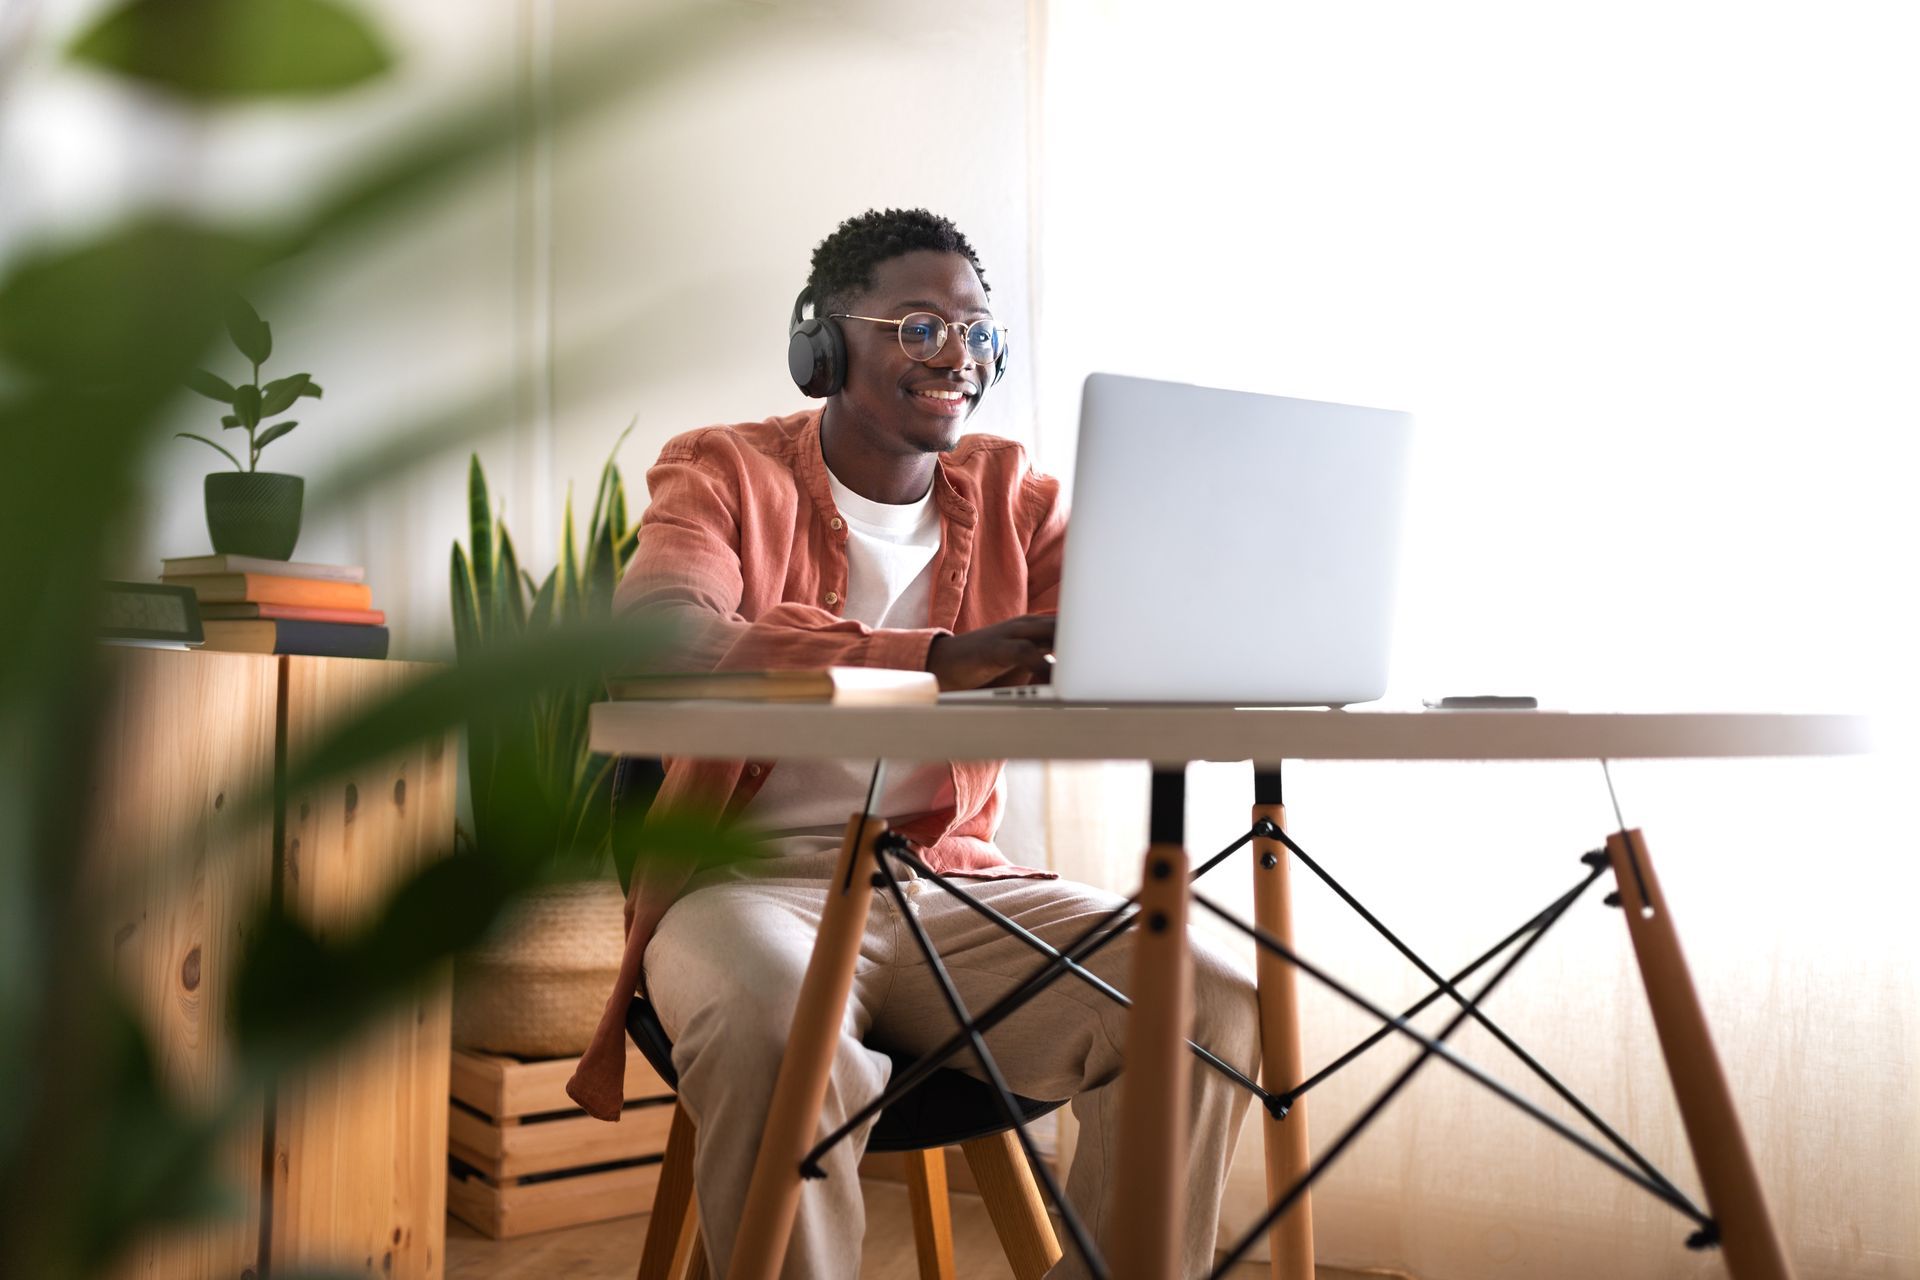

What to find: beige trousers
left=646, top=844, right=1260, bottom=1280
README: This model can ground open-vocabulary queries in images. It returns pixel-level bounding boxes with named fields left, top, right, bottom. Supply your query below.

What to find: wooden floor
left=445, top=1179, right=1392, bottom=1278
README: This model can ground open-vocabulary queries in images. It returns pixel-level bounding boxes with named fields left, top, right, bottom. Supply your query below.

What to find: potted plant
left=447, top=424, right=645, bottom=1057
left=179, top=298, right=322, bottom=559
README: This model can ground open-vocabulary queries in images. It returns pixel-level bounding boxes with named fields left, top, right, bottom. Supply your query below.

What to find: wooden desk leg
left=1252, top=770, right=1313, bottom=1280
left=1606, top=828, right=1793, bottom=1280
left=1111, top=769, right=1195, bottom=1280
left=727, top=814, right=886, bottom=1280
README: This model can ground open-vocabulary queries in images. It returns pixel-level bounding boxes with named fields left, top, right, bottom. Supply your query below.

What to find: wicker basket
left=452, top=878, right=627, bottom=1058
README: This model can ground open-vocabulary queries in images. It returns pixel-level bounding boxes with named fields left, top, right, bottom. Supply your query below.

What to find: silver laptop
left=951, top=372, right=1411, bottom=706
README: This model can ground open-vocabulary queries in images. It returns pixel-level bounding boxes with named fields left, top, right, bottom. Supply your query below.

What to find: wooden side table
left=96, top=648, right=457, bottom=1280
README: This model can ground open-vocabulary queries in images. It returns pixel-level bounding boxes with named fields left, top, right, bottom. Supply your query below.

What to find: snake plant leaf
left=587, top=417, right=636, bottom=543
left=259, top=373, right=313, bottom=416
left=231, top=383, right=261, bottom=429
left=610, top=473, right=629, bottom=549
left=616, top=524, right=639, bottom=563
left=586, top=457, right=614, bottom=545
left=224, top=297, right=271, bottom=365
left=175, top=432, right=243, bottom=470
left=254, top=420, right=297, bottom=451
left=449, top=543, right=479, bottom=661
left=497, top=526, right=527, bottom=634
left=188, top=369, right=236, bottom=402
left=468, top=454, right=493, bottom=633
left=67, top=0, right=395, bottom=103
left=587, top=512, right=617, bottom=615
left=529, top=567, right=557, bottom=631
left=559, top=485, right=580, bottom=621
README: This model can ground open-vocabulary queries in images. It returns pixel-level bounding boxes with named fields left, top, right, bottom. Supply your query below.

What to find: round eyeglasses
left=833, top=311, right=1009, bottom=366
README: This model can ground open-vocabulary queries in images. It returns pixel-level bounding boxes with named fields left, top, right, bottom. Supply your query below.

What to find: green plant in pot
left=179, top=298, right=322, bottom=559
left=447, top=425, right=645, bottom=1057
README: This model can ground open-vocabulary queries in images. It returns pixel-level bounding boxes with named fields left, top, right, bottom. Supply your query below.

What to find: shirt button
left=824, top=590, right=839, bottom=606
left=829, top=517, right=843, bottom=530
left=746, top=764, right=762, bottom=777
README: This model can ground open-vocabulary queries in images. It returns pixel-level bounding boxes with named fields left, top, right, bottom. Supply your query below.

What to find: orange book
left=197, top=602, right=386, bottom=626
left=162, top=573, right=373, bottom=610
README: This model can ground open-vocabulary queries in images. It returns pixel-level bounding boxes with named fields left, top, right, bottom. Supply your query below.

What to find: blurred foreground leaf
left=1, top=5, right=791, bottom=1275
left=45, top=996, right=249, bottom=1276
left=233, top=854, right=511, bottom=1071
left=68, top=0, right=393, bottom=101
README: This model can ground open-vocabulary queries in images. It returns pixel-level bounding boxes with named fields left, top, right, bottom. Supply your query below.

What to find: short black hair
left=806, top=208, right=990, bottom=316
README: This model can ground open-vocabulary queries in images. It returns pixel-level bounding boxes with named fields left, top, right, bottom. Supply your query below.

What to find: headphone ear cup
left=787, top=316, right=846, bottom=398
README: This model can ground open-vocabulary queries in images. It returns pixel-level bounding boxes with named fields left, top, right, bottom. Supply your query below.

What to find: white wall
left=542, top=0, right=1038, bottom=565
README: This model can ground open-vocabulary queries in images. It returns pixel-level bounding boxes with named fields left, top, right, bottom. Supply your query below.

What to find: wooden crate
left=446, top=1045, right=676, bottom=1239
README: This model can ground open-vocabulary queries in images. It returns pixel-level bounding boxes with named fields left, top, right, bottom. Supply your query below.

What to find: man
left=569, top=209, right=1257, bottom=1278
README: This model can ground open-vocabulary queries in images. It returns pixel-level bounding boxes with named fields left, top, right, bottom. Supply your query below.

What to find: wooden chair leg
left=730, top=814, right=887, bottom=1279
left=903, top=1147, right=957, bottom=1280
left=1252, top=789, right=1314, bottom=1280
left=638, top=1103, right=698, bottom=1280
left=1606, top=828, right=1794, bottom=1280
left=961, top=1129, right=1062, bottom=1280
left=681, top=1221, right=710, bottom=1280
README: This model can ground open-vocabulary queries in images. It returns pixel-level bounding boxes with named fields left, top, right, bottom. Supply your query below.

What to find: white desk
left=590, top=701, right=1874, bottom=763
left=591, top=703, right=1872, bottom=1280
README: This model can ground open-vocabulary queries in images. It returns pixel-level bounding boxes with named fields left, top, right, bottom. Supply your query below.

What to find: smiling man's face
left=830, top=249, right=991, bottom=457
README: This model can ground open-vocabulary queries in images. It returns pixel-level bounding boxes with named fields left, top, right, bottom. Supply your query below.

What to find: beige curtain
left=1039, top=753, right=1917, bottom=1278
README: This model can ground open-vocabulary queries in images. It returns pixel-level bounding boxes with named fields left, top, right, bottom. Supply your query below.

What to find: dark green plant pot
left=206, top=471, right=304, bottom=560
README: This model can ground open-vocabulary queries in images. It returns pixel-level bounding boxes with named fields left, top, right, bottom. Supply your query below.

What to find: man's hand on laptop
left=925, top=614, right=1056, bottom=691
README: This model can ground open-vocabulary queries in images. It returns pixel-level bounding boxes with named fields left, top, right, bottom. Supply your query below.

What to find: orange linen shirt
left=568, top=407, right=1067, bottom=1120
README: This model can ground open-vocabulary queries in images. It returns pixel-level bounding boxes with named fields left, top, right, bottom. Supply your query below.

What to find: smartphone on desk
left=1422, top=694, right=1539, bottom=710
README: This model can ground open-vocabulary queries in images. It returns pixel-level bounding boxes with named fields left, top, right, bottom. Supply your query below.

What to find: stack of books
left=162, top=553, right=390, bottom=659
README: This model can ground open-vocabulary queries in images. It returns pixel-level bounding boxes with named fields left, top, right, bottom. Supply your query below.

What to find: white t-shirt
left=738, top=468, right=953, bottom=841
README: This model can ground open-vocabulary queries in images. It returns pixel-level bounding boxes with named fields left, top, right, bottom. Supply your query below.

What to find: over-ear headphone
left=787, top=287, right=847, bottom=398
left=786, top=287, right=1010, bottom=399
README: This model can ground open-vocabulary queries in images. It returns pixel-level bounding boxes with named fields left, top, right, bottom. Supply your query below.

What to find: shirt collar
left=799, top=408, right=978, bottom=530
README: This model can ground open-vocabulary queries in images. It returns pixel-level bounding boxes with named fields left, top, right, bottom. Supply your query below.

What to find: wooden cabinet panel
left=94, top=648, right=278, bottom=1280
left=269, top=657, right=456, bottom=1280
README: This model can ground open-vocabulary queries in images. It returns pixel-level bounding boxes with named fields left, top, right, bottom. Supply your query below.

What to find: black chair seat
left=625, top=995, right=1064, bottom=1152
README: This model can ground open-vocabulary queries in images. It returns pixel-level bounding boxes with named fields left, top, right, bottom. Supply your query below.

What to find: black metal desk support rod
left=871, top=847, right=1108, bottom=1280
left=1205, top=860, right=1601, bottom=1277
left=1284, top=888, right=1562, bottom=1103
left=801, top=819, right=1282, bottom=1171
left=1190, top=885, right=1714, bottom=1234
left=883, top=839, right=1273, bottom=1106
left=1265, top=825, right=1694, bottom=1209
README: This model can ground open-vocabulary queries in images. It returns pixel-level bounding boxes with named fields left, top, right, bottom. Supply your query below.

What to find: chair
left=614, top=759, right=1068, bottom=1280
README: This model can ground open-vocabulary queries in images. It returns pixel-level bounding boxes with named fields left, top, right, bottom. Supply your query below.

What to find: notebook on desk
left=944, top=373, right=1412, bottom=707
